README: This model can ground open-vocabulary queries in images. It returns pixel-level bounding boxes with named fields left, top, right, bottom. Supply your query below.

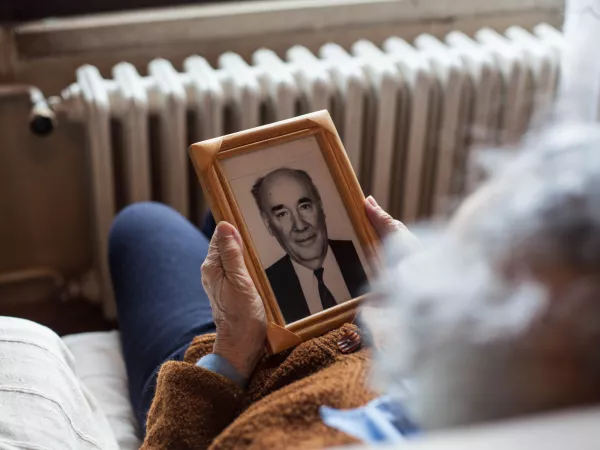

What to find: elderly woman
left=3, top=124, right=600, bottom=449
left=376, top=123, right=600, bottom=430
left=108, top=123, right=600, bottom=449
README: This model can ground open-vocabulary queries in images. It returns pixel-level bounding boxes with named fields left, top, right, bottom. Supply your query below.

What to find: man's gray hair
left=370, top=122, right=600, bottom=430
left=251, top=168, right=322, bottom=214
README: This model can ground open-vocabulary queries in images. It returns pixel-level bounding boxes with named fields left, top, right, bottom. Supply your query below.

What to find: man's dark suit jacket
left=265, top=240, right=368, bottom=324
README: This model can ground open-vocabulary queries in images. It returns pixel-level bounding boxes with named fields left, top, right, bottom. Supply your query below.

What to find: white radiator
left=51, top=24, right=563, bottom=317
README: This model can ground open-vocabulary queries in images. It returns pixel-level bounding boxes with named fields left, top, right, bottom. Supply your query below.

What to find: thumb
left=365, top=196, right=421, bottom=255
left=214, top=222, right=247, bottom=274
left=365, top=196, right=406, bottom=238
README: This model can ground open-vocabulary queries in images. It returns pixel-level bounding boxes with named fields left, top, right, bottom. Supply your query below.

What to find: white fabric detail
left=0, top=317, right=118, bottom=450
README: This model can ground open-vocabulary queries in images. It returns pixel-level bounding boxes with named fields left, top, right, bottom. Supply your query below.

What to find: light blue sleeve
left=196, top=354, right=246, bottom=388
left=320, top=396, right=420, bottom=444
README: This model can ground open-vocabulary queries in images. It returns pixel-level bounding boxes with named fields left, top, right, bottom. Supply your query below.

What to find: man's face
left=259, top=171, right=328, bottom=269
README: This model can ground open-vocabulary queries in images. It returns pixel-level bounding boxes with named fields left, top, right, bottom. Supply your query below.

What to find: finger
left=365, top=196, right=407, bottom=239
left=214, top=222, right=249, bottom=276
left=365, top=196, right=421, bottom=259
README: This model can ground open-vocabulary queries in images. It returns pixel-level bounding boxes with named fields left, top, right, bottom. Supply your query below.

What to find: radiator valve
left=28, top=88, right=58, bottom=136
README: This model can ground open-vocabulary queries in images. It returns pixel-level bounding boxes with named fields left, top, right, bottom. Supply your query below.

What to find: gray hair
left=371, top=122, right=600, bottom=430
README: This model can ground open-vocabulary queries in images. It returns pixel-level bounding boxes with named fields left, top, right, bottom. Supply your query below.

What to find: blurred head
left=373, top=123, right=600, bottom=430
left=252, top=168, right=328, bottom=270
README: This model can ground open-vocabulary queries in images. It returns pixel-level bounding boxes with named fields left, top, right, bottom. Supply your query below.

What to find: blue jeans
left=108, top=202, right=217, bottom=434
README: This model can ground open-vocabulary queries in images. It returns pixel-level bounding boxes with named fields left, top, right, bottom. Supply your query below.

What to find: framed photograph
left=189, top=110, right=379, bottom=354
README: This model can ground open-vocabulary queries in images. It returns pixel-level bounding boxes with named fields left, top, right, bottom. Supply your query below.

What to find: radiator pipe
left=0, top=267, right=65, bottom=289
left=29, top=88, right=58, bottom=136
left=0, top=84, right=58, bottom=136
left=0, top=267, right=101, bottom=304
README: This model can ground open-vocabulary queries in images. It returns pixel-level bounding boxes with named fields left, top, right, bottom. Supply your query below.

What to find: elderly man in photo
left=251, top=168, right=368, bottom=323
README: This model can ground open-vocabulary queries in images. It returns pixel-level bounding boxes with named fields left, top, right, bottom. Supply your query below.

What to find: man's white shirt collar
left=290, top=244, right=352, bottom=315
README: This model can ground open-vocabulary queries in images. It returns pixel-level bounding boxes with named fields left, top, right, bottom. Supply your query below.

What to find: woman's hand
left=201, top=222, right=267, bottom=379
left=365, top=196, right=420, bottom=251
left=200, top=198, right=413, bottom=378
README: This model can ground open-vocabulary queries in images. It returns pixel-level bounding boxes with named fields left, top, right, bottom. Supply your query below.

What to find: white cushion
left=0, top=317, right=119, bottom=449
left=62, top=331, right=142, bottom=450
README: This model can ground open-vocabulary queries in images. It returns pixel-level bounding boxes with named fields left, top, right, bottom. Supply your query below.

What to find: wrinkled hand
left=201, top=222, right=267, bottom=379
left=200, top=198, right=413, bottom=377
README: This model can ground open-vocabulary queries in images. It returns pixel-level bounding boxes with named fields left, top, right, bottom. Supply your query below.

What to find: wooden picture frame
left=189, top=110, right=379, bottom=354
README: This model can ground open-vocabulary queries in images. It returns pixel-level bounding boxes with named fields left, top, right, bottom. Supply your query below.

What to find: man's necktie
left=313, top=267, right=337, bottom=310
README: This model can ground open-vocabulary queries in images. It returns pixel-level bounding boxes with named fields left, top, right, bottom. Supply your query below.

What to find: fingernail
left=366, top=196, right=378, bottom=207
left=216, top=222, right=235, bottom=241
left=218, top=222, right=244, bottom=249
left=216, top=222, right=231, bottom=236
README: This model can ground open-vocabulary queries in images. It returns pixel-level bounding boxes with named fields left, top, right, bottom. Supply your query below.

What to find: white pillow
left=62, top=330, right=142, bottom=450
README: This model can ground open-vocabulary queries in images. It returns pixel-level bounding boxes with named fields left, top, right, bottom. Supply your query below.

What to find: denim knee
left=109, top=202, right=176, bottom=256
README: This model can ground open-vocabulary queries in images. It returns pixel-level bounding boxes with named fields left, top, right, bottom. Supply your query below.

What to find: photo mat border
left=189, top=110, right=379, bottom=353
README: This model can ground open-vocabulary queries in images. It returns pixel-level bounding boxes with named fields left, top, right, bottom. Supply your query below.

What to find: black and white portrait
left=221, top=135, right=371, bottom=324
